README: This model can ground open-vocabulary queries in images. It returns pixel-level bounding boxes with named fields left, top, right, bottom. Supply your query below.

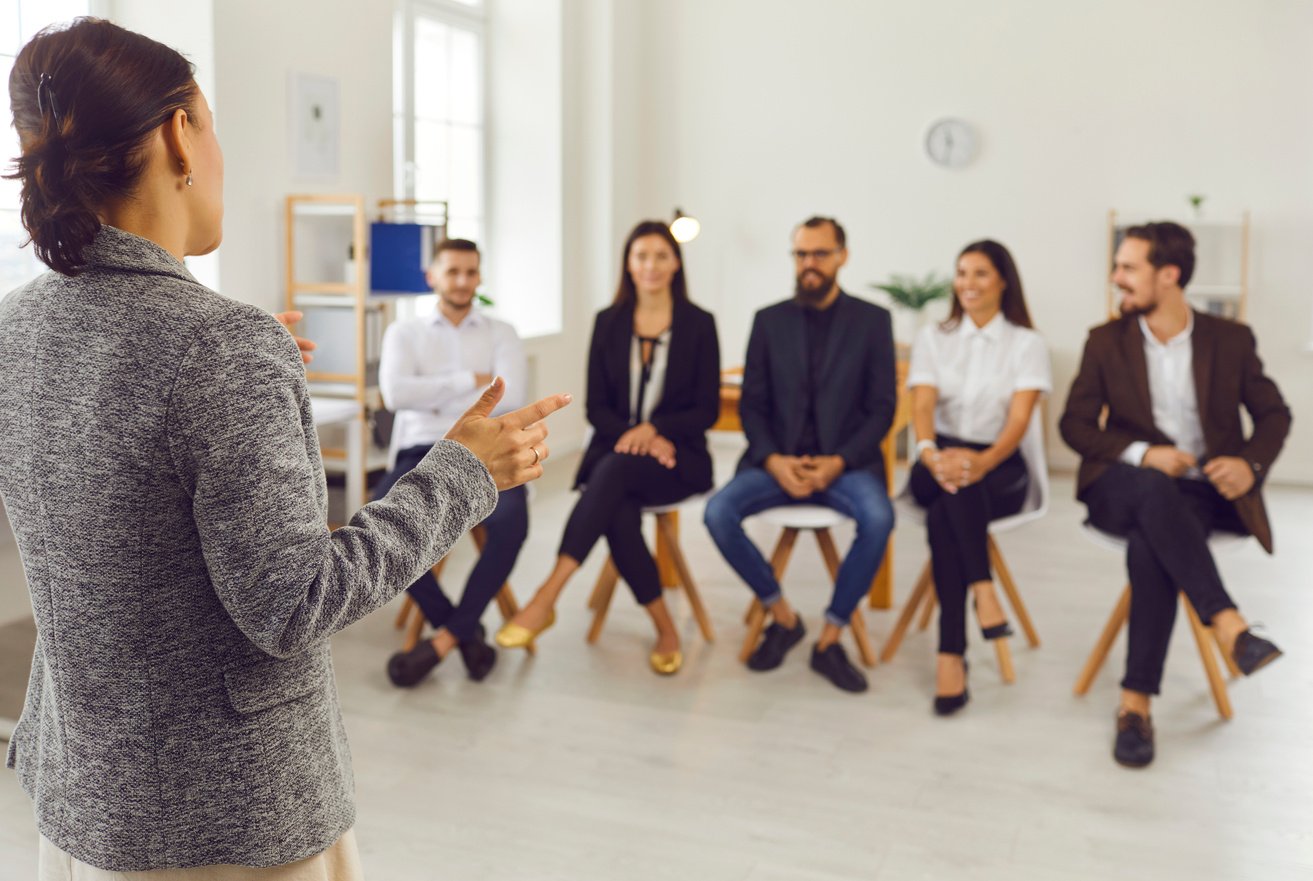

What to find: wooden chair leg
left=814, top=528, right=879, bottom=665
left=740, top=600, right=767, bottom=663
left=394, top=596, right=415, bottom=630
left=1183, top=596, right=1233, bottom=721
left=655, top=509, right=681, bottom=588
left=656, top=513, right=715, bottom=642
left=880, top=561, right=933, bottom=662
left=988, top=536, right=1040, bottom=649
left=917, top=590, right=937, bottom=632
left=586, top=558, right=621, bottom=645
left=741, top=529, right=800, bottom=662
left=1074, top=586, right=1131, bottom=695
left=993, top=636, right=1016, bottom=684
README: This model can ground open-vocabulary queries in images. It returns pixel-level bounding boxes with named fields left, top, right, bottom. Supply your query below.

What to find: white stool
left=739, top=505, right=878, bottom=668
left=1072, top=524, right=1247, bottom=720
left=586, top=495, right=715, bottom=644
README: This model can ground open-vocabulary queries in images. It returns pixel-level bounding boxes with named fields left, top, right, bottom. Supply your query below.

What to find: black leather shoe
left=934, top=659, right=969, bottom=716
left=386, top=640, right=441, bottom=688
left=809, top=643, right=869, bottom=693
left=747, top=618, right=806, bottom=671
left=1232, top=629, right=1282, bottom=676
left=1113, top=711, right=1155, bottom=768
left=458, top=626, right=498, bottom=682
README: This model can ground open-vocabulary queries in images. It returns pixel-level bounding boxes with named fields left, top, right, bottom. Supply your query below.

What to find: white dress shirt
left=1120, top=313, right=1206, bottom=476
left=378, top=309, right=526, bottom=456
left=907, top=313, right=1052, bottom=444
left=628, top=328, right=672, bottom=424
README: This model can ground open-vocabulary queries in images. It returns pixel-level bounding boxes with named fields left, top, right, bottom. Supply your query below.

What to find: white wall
left=623, top=0, right=1313, bottom=484
left=212, top=0, right=394, bottom=313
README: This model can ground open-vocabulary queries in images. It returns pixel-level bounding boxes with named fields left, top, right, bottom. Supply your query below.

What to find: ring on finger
left=531, top=445, right=540, bottom=465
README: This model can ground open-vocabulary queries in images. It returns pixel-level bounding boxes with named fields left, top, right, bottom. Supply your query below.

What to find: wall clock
left=925, top=118, right=978, bottom=168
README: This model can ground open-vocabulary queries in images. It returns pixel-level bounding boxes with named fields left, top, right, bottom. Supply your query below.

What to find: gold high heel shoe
left=495, top=610, right=555, bottom=649
left=649, top=649, right=683, bottom=676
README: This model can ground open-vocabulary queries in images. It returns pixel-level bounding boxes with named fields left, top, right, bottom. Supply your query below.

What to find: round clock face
left=925, top=118, right=978, bottom=168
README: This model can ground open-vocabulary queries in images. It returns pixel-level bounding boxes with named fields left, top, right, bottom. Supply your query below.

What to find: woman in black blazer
left=496, top=220, right=720, bottom=674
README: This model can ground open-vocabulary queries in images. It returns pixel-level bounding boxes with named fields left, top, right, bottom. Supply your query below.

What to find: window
left=393, top=0, right=485, bottom=244
left=1, top=0, right=92, bottom=298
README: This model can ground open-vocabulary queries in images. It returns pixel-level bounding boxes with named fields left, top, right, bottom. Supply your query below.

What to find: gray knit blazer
left=0, top=227, right=498, bottom=871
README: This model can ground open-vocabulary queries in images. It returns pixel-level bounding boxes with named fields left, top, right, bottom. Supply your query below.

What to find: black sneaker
left=747, top=618, right=806, bottom=671
left=458, top=625, right=498, bottom=682
left=809, top=643, right=869, bottom=693
left=386, top=640, right=440, bottom=688
left=1232, top=629, right=1282, bottom=676
left=1113, top=711, right=1154, bottom=768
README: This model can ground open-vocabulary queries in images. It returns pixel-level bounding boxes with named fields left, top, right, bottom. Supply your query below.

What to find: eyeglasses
left=791, top=249, right=839, bottom=261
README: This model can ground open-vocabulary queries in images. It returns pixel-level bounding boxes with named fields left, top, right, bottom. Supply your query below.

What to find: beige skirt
left=39, top=830, right=363, bottom=881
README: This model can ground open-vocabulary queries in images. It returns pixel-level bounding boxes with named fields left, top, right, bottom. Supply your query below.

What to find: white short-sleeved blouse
left=906, top=313, right=1051, bottom=445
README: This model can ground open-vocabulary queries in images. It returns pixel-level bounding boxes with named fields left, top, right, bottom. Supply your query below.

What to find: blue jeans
left=704, top=467, right=894, bottom=626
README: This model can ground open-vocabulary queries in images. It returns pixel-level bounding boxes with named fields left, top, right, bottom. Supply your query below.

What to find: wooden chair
left=879, top=410, right=1048, bottom=682
left=1072, top=526, right=1247, bottom=721
left=393, top=524, right=533, bottom=655
left=585, top=498, right=715, bottom=645
left=739, top=506, right=878, bottom=667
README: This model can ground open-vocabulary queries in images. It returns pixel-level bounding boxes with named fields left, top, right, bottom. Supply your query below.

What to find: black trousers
left=1083, top=463, right=1244, bottom=696
left=909, top=436, right=1027, bottom=656
left=560, top=452, right=699, bottom=606
left=375, top=444, right=529, bottom=641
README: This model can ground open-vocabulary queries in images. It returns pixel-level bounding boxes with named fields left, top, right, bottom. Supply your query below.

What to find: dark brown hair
left=432, top=237, right=480, bottom=262
left=943, top=239, right=1035, bottom=330
left=1123, top=221, right=1196, bottom=288
left=6, top=18, right=197, bottom=276
left=612, top=220, right=689, bottom=306
left=796, top=215, right=847, bottom=249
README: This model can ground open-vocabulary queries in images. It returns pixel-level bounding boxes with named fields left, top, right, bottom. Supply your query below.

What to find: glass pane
left=0, top=209, right=41, bottom=297
left=448, top=124, right=481, bottom=218
left=19, top=0, right=87, bottom=43
left=413, top=16, right=449, bottom=122
left=0, top=54, right=19, bottom=212
left=448, top=26, right=479, bottom=126
left=413, top=119, right=449, bottom=202
left=0, top=0, right=21, bottom=56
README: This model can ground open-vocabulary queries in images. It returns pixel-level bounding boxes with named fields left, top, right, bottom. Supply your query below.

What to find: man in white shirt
left=379, top=238, right=529, bottom=686
left=1060, top=221, right=1290, bottom=768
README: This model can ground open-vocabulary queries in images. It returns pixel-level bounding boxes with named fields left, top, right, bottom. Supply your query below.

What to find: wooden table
left=655, top=358, right=909, bottom=609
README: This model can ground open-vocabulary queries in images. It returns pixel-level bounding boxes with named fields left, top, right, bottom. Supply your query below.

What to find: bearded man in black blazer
left=705, top=216, right=896, bottom=693
left=1060, top=221, right=1290, bottom=768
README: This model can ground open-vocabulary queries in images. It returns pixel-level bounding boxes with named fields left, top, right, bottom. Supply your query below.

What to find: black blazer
left=738, top=291, right=896, bottom=477
left=574, top=298, right=721, bottom=492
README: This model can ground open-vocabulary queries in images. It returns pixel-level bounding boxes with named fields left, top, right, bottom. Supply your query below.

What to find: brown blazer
left=1058, top=311, right=1291, bottom=553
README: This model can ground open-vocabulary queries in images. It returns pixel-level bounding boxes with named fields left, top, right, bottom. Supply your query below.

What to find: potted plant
left=870, top=272, right=953, bottom=343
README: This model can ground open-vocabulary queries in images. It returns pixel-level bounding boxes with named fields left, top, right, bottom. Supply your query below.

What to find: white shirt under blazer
left=907, top=313, right=1052, bottom=444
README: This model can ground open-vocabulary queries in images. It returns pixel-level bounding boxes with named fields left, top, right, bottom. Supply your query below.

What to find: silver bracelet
left=915, top=439, right=939, bottom=457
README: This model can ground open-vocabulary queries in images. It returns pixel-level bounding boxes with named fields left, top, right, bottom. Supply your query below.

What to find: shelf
left=292, top=282, right=359, bottom=296
left=290, top=202, right=363, bottom=218
left=1188, top=286, right=1243, bottom=298
left=294, top=293, right=388, bottom=309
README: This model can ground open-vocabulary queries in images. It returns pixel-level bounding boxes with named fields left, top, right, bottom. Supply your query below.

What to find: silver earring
left=186, top=173, right=193, bottom=187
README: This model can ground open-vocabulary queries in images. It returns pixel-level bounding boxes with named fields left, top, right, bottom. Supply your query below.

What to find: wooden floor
left=2, top=435, right=1312, bottom=880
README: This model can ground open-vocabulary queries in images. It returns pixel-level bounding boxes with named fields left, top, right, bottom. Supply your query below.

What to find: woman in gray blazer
left=0, top=19, right=568, bottom=878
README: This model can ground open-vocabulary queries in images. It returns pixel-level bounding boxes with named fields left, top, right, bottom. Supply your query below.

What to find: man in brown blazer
left=1060, top=221, right=1290, bottom=769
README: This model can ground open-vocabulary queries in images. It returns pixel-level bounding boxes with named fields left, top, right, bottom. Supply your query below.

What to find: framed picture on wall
left=288, top=71, right=340, bottom=180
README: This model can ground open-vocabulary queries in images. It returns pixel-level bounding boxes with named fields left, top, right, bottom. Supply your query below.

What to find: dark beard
left=1118, top=294, right=1156, bottom=319
left=794, top=269, right=835, bottom=306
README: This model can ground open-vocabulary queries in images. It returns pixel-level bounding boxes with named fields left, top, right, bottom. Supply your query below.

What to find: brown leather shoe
left=1114, top=710, right=1154, bottom=768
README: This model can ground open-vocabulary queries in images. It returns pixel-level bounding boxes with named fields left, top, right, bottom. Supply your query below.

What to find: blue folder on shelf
left=369, top=222, right=438, bottom=294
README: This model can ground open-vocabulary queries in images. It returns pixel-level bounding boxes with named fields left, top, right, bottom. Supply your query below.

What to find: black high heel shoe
left=934, top=659, right=969, bottom=717
left=974, top=597, right=1013, bottom=640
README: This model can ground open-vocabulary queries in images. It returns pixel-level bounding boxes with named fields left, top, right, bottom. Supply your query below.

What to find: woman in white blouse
left=496, top=221, right=721, bottom=674
left=906, top=240, right=1051, bottom=715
